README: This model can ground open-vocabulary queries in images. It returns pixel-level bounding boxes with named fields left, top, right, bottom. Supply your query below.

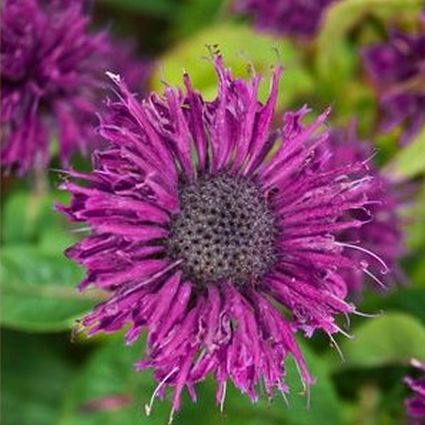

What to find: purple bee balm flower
left=0, top=0, right=150, bottom=176
left=326, top=124, right=405, bottom=295
left=405, top=359, right=425, bottom=424
left=363, top=26, right=425, bottom=145
left=234, top=0, right=337, bottom=37
left=59, top=56, right=381, bottom=417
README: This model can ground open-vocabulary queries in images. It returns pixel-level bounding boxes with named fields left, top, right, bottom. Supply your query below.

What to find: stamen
left=71, top=226, right=92, bottom=233
left=280, top=390, right=289, bottom=406
left=333, top=325, right=354, bottom=340
left=144, top=367, right=179, bottom=416
left=168, top=407, right=176, bottom=425
left=220, top=381, right=227, bottom=412
left=353, top=308, right=383, bottom=318
left=362, top=267, right=387, bottom=289
left=336, top=241, right=389, bottom=273
left=327, top=332, right=345, bottom=362
left=305, top=383, right=311, bottom=410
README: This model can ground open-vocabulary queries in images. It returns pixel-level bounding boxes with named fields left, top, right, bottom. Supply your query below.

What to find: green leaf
left=100, top=0, right=179, bottom=18
left=405, top=184, right=425, bottom=251
left=152, top=23, right=313, bottom=108
left=59, top=337, right=174, bottom=425
left=2, top=191, right=46, bottom=244
left=2, top=190, right=72, bottom=246
left=384, top=128, right=425, bottom=180
left=363, top=288, right=425, bottom=324
left=342, top=313, right=425, bottom=367
left=0, top=246, right=100, bottom=332
left=173, top=0, right=225, bottom=38
left=284, top=345, right=342, bottom=425
left=2, top=330, right=76, bottom=425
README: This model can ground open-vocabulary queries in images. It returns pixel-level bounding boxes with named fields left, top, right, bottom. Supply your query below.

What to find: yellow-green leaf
left=152, top=23, right=313, bottom=108
left=342, top=313, right=425, bottom=367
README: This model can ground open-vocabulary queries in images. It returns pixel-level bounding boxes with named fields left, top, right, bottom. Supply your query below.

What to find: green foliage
left=363, top=289, right=425, bottom=324
left=1, top=191, right=97, bottom=332
left=405, top=184, right=425, bottom=252
left=59, top=337, right=156, bottom=425
left=101, top=0, right=180, bottom=17
left=385, top=128, right=425, bottom=181
left=152, top=23, right=313, bottom=108
left=58, top=337, right=341, bottom=425
left=174, top=0, right=225, bottom=38
left=0, top=246, right=99, bottom=332
left=341, top=313, right=425, bottom=367
left=2, top=331, right=76, bottom=425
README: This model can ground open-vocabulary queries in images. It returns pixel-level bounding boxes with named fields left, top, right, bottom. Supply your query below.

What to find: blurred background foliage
left=1, top=0, right=425, bottom=424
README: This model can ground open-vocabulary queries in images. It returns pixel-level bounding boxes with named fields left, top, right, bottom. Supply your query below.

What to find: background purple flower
left=234, top=0, right=337, bottom=37
left=363, top=26, right=425, bottom=145
left=59, top=56, right=381, bottom=414
left=0, top=0, right=150, bottom=175
left=405, top=359, right=425, bottom=424
left=325, top=123, right=405, bottom=295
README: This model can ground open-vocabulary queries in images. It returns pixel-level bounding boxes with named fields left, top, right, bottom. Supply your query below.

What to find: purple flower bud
left=234, top=0, right=337, bottom=37
left=1, top=0, right=150, bottom=175
left=363, top=25, right=425, bottom=144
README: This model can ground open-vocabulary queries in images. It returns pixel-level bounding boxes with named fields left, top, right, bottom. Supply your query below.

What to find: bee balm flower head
left=1, top=0, right=149, bottom=175
left=363, top=25, right=425, bottom=145
left=59, top=56, right=382, bottom=416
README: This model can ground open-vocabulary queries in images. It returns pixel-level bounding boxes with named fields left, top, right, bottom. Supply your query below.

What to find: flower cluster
left=234, top=0, right=336, bottom=37
left=326, top=124, right=405, bottom=296
left=405, top=359, right=425, bottom=424
left=59, top=56, right=383, bottom=414
left=363, top=25, right=425, bottom=145
left=1, top=0, right=150, bottom=175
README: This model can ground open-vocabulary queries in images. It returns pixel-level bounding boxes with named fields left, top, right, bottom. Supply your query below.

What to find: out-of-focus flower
left=363, top=26, right=425, bottom=145
left=405, top=359, right=425, bottom=424
left=326, top=124, right=405, bottom=295
left=1, top=0, right=150, bottom=175
left=59, top=56, right=381, bottom=416
left=234, top=0, right=337, bottom=37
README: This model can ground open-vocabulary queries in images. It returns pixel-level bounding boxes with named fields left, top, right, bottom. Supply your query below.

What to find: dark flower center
left=167, top=174, right=278, bottom=286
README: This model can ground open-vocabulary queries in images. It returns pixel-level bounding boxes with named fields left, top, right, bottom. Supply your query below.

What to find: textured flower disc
left=167, top=174, right=277, bottom=285
left=60, top=56, right=382, bottom=414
